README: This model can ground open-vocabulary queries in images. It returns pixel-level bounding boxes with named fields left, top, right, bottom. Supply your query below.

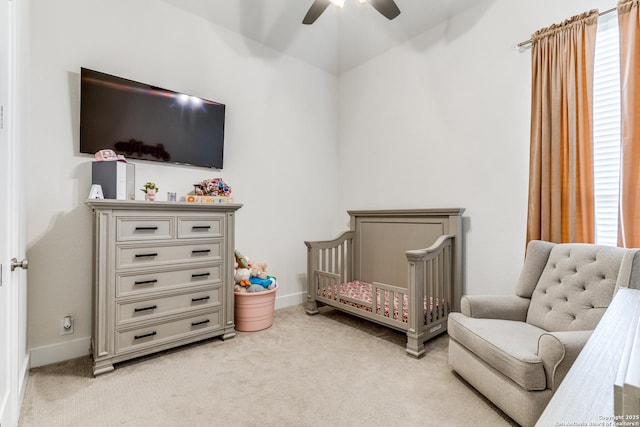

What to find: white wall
left=337, top=0, right=617, bottom=296
left=27, top=0, right=619, bottom=366
left=26, top=0, right=340, bottom=365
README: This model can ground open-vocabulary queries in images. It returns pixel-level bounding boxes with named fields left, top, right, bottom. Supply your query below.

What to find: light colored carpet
left=19, top=305, right=517, bottom=427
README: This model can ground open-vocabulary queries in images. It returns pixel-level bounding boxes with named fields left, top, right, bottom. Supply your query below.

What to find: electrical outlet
left=61, top=316, right=74, bottom=335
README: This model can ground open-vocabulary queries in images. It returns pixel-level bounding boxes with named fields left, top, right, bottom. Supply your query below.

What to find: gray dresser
left=86, top=199, right=242, bottom=376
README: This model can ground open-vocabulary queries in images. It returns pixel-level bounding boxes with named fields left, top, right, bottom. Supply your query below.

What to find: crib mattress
left=320, top=280, right=443, bottom=323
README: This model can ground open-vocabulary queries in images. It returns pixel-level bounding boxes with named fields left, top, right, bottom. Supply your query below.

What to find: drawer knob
left=192, top=225, right=211, bottom=230
left=135, top=253, right=158, bottom=258
left=134, top=305, right=158, bottom=313
left=191, top=296, right=210, bottom=303
left=135, top=226, right=159, bottom=231
left=134, top=331, right=157, bottom=340
left=191, top=319, right=210, bottom=327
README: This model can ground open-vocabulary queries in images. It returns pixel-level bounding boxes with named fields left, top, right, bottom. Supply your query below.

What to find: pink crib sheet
left=320, top=280, right=443, bottom=323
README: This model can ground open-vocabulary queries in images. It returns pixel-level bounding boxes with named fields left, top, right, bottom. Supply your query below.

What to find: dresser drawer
left=116, top=287, right=221, bottom=324
left=178, top=217, right=224, bottom=239
left=117, top=265, right=221, bottom=297
left=117, top=217, right=174, bottom=242
left=115, top=309, right=222, bottom=354
left=116, top=241, right=222, bottom=269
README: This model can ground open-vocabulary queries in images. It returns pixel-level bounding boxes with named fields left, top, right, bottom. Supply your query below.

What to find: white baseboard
left=275, top=291, right=306, bottom=310
left=17, top=352, right=30, bottom=417
left=28, top=292, right=306, bottom=368
left=30, top=337, right=91, bottom=368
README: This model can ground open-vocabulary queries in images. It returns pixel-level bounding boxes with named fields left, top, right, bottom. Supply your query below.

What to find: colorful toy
left=234, top=267, right=251, bottom=287
left=235, top=249, right=250, bottom=269
left=250, top=262, right=268, bottom=279
left=233, top=250, right=277, bottom=292
left=246, top=284, right=268, bottom=293
left=248, top=262, right=276, bottom=289
left=249, top=276, right=277, bottom=289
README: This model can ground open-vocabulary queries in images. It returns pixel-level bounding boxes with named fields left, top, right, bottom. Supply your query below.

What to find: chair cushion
left=448, top=312, right=548, bottom=391
left=515, top=240, right=555, bottom=299
left=526, top=244, right=626, bottom=332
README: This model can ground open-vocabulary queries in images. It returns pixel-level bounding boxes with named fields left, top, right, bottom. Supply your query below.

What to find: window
left=593, top=12, right=621, bottom=246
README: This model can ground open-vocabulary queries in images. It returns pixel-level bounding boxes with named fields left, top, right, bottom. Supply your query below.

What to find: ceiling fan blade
left=368, top=0, right=401, bottom=20
left=303, top=0, right=331, bottom=25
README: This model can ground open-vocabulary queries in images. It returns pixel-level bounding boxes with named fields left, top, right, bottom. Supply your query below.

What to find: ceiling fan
left=303, top=0, right=401, bottom=25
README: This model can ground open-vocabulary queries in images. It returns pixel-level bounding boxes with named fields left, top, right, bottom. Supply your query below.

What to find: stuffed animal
left=234, top=252, right=277, bottom=291
left=234, top=267, right=251, bottom=287
left=235, top=249, right=250, bottom=269
left=250, top=262, right=268, bottom=280
left=249, top=276, right=277, bottom=289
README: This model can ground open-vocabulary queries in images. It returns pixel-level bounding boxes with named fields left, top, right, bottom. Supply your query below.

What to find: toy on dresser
left=233, top=250, right=277, bottom=293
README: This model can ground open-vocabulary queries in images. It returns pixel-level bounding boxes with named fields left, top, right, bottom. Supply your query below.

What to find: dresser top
left=85, top=199, right=243, bottom=212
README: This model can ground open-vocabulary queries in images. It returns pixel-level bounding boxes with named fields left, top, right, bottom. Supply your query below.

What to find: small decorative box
left=186, top=195, right=234, bottom=204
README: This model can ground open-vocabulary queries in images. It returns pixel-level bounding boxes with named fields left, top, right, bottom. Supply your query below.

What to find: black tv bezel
left=79, top=67, right=226, bottom=169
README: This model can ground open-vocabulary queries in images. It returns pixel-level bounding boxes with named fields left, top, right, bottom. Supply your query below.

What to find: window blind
left=593, top=13, right=621, bottom=246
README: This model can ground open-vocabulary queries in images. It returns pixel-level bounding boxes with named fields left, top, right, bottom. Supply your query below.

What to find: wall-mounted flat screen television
left=80, top=67, right=225, bottom=169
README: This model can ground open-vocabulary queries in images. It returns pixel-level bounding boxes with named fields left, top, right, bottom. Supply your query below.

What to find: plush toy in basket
left=234, top=249, right=277, bottom=293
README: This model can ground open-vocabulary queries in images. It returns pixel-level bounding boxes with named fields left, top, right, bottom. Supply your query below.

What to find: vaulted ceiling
left=161, top=0, right=481, bottom=74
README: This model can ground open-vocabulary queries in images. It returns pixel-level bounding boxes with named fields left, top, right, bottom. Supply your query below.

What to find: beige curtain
left=618, top=0, right=640, bottom=248
left=526, top=11, right=598, bottom=244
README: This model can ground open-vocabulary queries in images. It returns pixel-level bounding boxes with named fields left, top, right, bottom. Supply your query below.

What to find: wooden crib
left=305, top=209, right=464, bottom=357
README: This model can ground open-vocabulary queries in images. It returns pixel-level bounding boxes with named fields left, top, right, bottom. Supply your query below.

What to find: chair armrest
left=460, top=295, right=530, bottom=321
left=538, top=330, right=593, bottom=390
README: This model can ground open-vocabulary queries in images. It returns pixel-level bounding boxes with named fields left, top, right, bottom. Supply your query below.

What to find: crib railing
left=304, top=231, right=355, bottom=314
left=370, top=281, right=411, bottom=326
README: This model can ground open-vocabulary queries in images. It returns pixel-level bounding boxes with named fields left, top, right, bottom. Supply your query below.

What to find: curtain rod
left=517, top=7, right=617, bottom=48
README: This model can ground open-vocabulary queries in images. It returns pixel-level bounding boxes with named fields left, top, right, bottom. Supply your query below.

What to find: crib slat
left=437, top=251, right=441, bottom=318
left=391, top=290, right=396, bottom=320
left=430, top=254, right=435, bottom=321
left=430, top=256, right=435, bottom=321
left=347, top=238, right=352, bottom=282
left=445, top=246, right=451, bottom=316
left=428, top=257, right=434, bottom=322
left=341, top=242, right=344, bottom=279
left=315, top=239, right=356, bottom=283
left=442, top=252, right=446, bottom=318
left=337, top=242, right=342, bottom=281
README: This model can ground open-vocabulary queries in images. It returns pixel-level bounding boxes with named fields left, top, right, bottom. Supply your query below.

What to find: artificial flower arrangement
left=141, top=181, right=159, bottom=201
left=141, top=181, right=159, bottom=194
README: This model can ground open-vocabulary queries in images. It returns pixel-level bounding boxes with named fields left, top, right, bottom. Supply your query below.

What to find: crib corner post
left=406, top=252, right=426, bottom=358
left=305, top=298, right=319, bottom=315
left=405, top=333, right=426, bottom=358
left=305, top=241, right=319, bottom=315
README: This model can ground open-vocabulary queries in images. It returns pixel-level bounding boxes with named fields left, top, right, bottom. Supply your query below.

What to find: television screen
left=80, top=68, right=225, bottom=169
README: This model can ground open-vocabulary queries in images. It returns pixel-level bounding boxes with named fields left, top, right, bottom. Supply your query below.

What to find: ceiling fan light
left=329, top=0, right=345, bottom=8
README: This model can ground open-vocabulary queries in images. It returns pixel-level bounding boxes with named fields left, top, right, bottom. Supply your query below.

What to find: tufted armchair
left=447, top=240, right=640, bottom=427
